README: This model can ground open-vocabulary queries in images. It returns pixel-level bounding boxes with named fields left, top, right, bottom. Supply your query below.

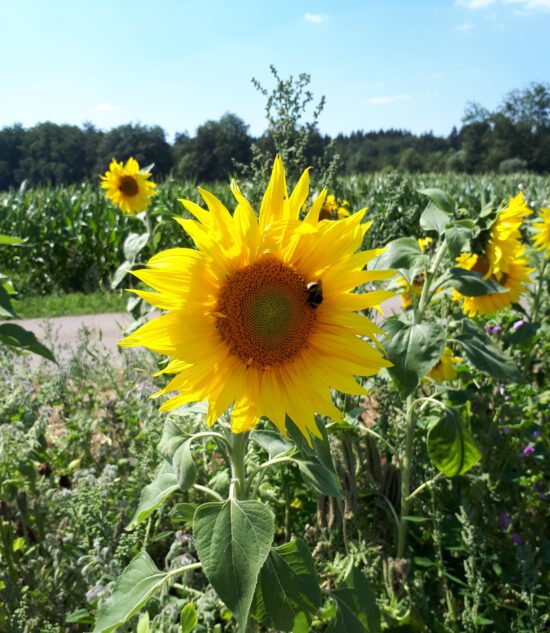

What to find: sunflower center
left=215, top=256, right=317, bottom=369
left=119, top=175, right=139, bottom=197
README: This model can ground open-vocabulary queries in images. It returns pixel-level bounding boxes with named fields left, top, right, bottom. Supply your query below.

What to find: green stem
left=166, top=561, right=202, bottom=580
left=416, top=241, right=448, bottom=323
left=228, top=432, right=249, bottom=500
left=193, top=484, right=224, bottom=502
left=407, top=472, right=444, bottom=502
left=531, top=256, right=548, bottom=325
left=396, top=393, right=417, bottom=559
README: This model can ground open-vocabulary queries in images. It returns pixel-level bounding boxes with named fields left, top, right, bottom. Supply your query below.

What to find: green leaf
left=327, top=590, right=367, bottom=633
left=159, top=418, right=187, bottom=459
left=127, top=461, right=179, bottom=529
left=111, top=261, right=132, bottom=289
left=250, top=429, right=293, bottom=459
left=137, top=612, right=150, bottom=633
left=180, top=603, right=198, bottom=633
left=445, top=222, right=473, bottom=258
left=123, top=232, right=150, bottom=262
left=173, top=439, right=197, bottom=490
left=0, top=234, right=25, bottom=245
left=295, top=460, right=343, bottom=498
left=383, top=320, right=446, bottom=396
left=444, top=267, right=509, bottom=296
left=348, top=568, right=382, bottom=633
left=193, top=499, right=274, bottom=631
left=505, top=321, right=539, bottom=345
left=0, top=323, right=56, bottom=362
left=427, top=409, right=481, bottom=477
left=0, top=284, right=18, bottom=318
left=420, top=202, right=450, bottom=235
left=93, top=551, right=167, bottom=633
left=371, top=237, right=428, bottom=273
left=253, top=539, right=321, bottom=631
left=418, top=188, right=455, bottom=215
left=170, top=502, right=197, bottom=525
left=456, top=320, right=524, bottom=382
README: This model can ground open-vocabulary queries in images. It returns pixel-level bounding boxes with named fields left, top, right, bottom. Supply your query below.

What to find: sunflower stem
left=228, top=431, right=250, bottom=500
left=396, top=393, right=417, bottom=560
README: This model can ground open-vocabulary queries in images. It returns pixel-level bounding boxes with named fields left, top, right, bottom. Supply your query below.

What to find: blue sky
left=1, top=0, right=549, bottom=139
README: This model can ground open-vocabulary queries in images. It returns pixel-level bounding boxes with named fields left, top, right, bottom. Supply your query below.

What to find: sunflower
left=119, top=157, right=394, bottom=442
left=532, top=208, right=550, bottom=258
left=319, top=194, right=351, bottom=221
left=100, top=157, right=156, bottom=214
left=397, top=275, right=424, bottom=309
left=428, top=347, right=461, bottom=382
left=453, top=250, right=533, bottom=317
left=486, top=192, right=532, bottom=278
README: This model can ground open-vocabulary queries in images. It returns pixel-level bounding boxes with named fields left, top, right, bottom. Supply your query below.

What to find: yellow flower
left=320, top=194, right=351, bottom=221
left=486, top=192, right=532, bottom=278
left=119, top=157, right=394, bottom=442
left=100, top=157, right=156, bottom=214
left=418, top=237, right=433, bottom=252
left=532, top=208, right=550, bottom=258
left=397, top=275, right=424, bottom=309
left=453, top=250, right=533, bottom=317
left=428, top=347, right=461, bottom=382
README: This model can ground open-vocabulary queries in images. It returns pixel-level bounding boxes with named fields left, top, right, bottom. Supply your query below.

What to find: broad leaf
left=158, top=418, right=187, bottom=460
left=427, top=409, right=481, bottom=477
left=253, top=539, right=321, bottom=631
left=295, top=460, right=343, bottom=498
left=456, top=320, right=524, bottom=382
left=348, top=568, right=382, bottom=633
left=111, top=261, right=132, bottom=289
left=250, top=429, right=293, bottom=459
left=0, top=234, right=25, bottom=245
left=180, top=603, right=198, bottom=633
left=173, top=439, right=197, bottom=490
left=371, top=237, right=428, bottom=273
left=420, top=202, right=450, bottom=235
left=93, top=551, right=167, bottom=633
left=0, top=284, right=17, bottom=318
left=418, top=188, right=455, bottom=215
left=444, top=268, right=509, bottom=297
left=327, top=589, right=367, bottom=633
left=0, top=323, right=56, bottom=362
left=123, top=232, right=150, bottom=262
left=383, top=320, right=446, bottom=396
left=193, top=499, right=274, bottom=631
left=445, top=222, right=473, bottom=259
left=127, top=461, right=179, bottom=529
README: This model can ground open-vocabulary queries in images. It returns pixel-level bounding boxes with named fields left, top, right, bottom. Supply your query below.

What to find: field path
left=15, top=295, right=402, bottom=367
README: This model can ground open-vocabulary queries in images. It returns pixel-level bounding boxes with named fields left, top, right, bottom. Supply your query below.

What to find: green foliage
left=427, top=409, right=481, bottom=477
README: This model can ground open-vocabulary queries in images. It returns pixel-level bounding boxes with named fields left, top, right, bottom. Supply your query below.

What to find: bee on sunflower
left=100, top=157, right=156, bottom=214
left=453, top=193, right=533, bottom=317
left=119, top=157, right=394, bottom=442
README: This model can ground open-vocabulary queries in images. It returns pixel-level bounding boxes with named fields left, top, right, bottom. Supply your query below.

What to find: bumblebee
left=306, top=280, right=323, bottom=308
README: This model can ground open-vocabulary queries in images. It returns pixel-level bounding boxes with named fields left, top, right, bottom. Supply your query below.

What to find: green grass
left=11, top=290, right=127, bottom=319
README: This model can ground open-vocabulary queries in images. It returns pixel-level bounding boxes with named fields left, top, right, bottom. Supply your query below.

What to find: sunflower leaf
left=0, top=323, right=56, bottom=362
left=382, top=320, right=446, bottom=396
left=443, top=267, right=509, bottom=296
left=418, top=188, right=455, bottom=215
left=371, top=237, right=428, bottom=274
left=127, top=461, right=179, bottom=529
left=295, top=460, right=343, bottom=498
left=456, top=320, right=524, bottom=382
left=427, top=408, right=481, bottom=477
left=420, top=202, right=450, bottom=235
left=123, top=232, right=150, bottom=262
left=327, top=589, right=367, bottom=633
left=193, top=499, right=274, bottom=631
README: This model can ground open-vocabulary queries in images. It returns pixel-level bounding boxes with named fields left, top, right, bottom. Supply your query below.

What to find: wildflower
left=532, top=208, right=550, bottom=257
left=428, top=347, right=461, bottom=382
left=511, top=533, right=522, bottom=545
left=511, top=319, right=525, bottom=331
left=120, top=157, right=394, bottom=442
left=100, top=157, right=156, bottom=214
left=522, top=444, right=535, bottom=456
left=499, top=512, right=512, bottom=531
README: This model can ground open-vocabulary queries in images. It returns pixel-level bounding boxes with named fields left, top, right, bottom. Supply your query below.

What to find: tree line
left=0, top=83, right=548, bottom=190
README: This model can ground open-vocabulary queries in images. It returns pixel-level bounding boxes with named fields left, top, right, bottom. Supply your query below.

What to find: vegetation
left=11, top=291, right=125, bottom=319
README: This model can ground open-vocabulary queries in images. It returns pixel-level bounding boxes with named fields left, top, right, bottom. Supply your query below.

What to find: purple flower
left=502, top=427, right=511, bottom=434
left=522, top=444, right=535, bottom=456
left=492, top=325, right=501, bottom=335
left=533, top=430, right=542, bottom=439
left=512, top=319, right=525, bottom=331
left=512, top=533, right=522, bottom=545
left=499, top=512, right=512, bottom=531
left=485, top=324, right=493, bottom=334
left=498, top=385, right=505, bottom=396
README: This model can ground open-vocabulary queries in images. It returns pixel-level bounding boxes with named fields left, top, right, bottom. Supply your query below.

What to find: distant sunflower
left=319, top=194, right=351, bottom=220
left=453, top=250, right=532, bottom=317
left=397, top=275, right=424, bottom=309
left=532, top=208, right=550, bottom=257
left=100, top=157, right=156, bottom=214
left=120, top=157, right=394, bottom=442
left=428, top=347, right=461, bottom=382
left=486, top=192, right=532, bottom=278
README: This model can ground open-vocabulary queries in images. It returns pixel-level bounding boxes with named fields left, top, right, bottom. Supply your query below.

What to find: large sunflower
left=120, top=157, right=394, bottom=441
left=453, top=250, right=532, bottom=317
left=532, top=208, right=550, bottom=258
left=100, top=157, right=156, bottom=214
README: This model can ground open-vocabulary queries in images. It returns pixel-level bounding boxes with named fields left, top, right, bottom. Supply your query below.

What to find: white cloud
left=304, top=12, right=327, bottom=23
left=96, top=102, right=118, bottom=112
left=456, top=0, right=495, bottom=8
left=457, top=21, right=475, bottom=30
left=504, top=0, right=550, bottom=11
left=368, top=95, right=411, bottom=105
